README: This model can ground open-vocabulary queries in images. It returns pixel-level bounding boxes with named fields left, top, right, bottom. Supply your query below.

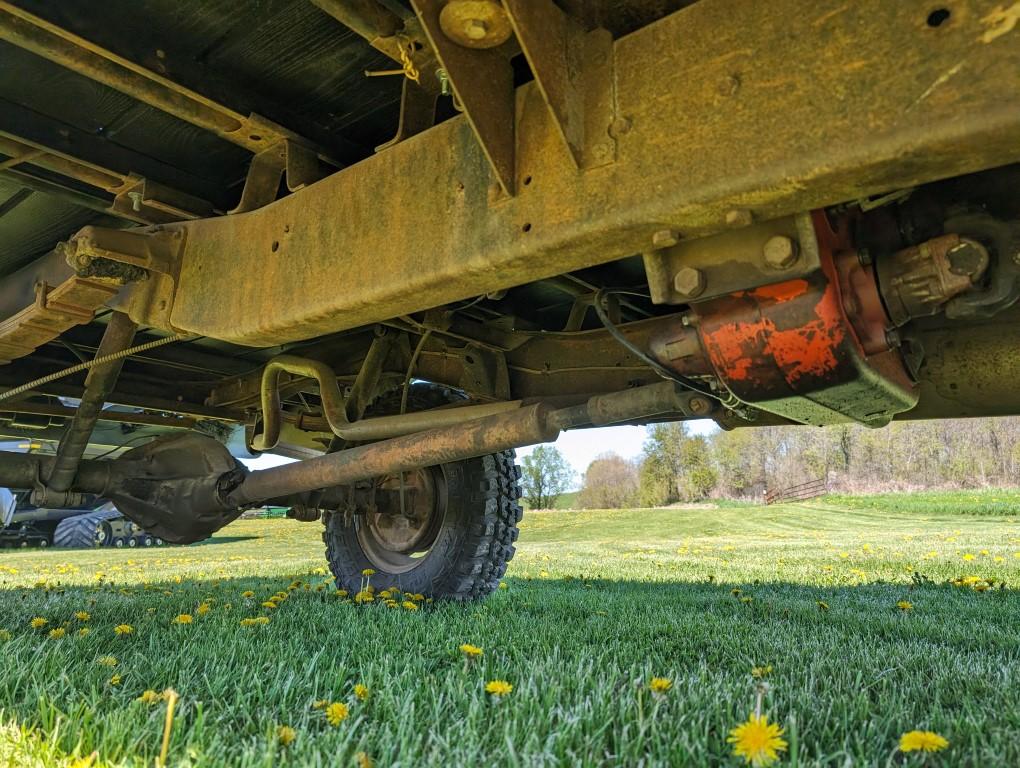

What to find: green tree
left=639, top=423, right=717, bottom=504
left=578, top=453, right=639, bottom=509
left=520, top=445, right=573, bottom=509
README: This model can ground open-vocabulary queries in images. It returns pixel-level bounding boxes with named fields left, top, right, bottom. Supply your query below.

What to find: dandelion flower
left=731, top=588, right=742, bottom=597
left=196, top=602, right=211, bottom=616
left=108, top=673, right=122, bottom=686
left=498, top=582, right=508, bottom=590
left=78, top=627, right=90, bottom=637
left=485, top=680, right=513, bottom=697
left=48, top=627, right=66, bottom=639
left=114, top=624, right=134, bottom=636
left=649, top=677, right=672, bottom=695
left=277, top=725, right=296, bottom=746
left=0, top=629, right=11, bottom=642
left=896, top=600, right=913, bottom=612
left=97, top=655, right=118, bottom=667
left=355, top=751, right=373, bottom=768
left=354, top=684, right=370, bottom=701
left=459, top=643, right=484, bottom=658
left=261, top=601, right=277, bottom=609
left=751, top=665, right=773, bottom=679
left=740, top=596, right=753, bottom=604
left=402, top=601, right=419, bottom=611
left=899, top=730, right=949, bottom=753
left=727, top=713, right=788, bottom=766
left=335, top=589, right=349, bottom=597
left=173, top=614, right=193, bottom=625
left=241, top=590, right=255, bottom=599
left=30, top=617, right=48, bottom=629
left=361, top=568, right=376, bottom=577
left=325, top=702, right=349, bottom=726
left=816, top=601, right=829, bottom=611
left=312, top=699, right=329, bottom=710
left=74, top=611, right=90, bottom=622
left=354, top=590, right=374, bottom=604
left=137, top=690, right=163, bottom=705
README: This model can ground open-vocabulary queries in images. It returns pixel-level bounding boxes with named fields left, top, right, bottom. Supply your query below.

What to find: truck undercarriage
left=1, top=0, right=1018, bottom=598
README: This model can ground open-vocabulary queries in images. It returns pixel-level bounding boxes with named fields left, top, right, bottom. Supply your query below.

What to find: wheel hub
left=364, top=468, right=439, bottom=555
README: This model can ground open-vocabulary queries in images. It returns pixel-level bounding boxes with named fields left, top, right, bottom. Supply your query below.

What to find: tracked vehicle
left=0, top=0, right=1018, bottom=598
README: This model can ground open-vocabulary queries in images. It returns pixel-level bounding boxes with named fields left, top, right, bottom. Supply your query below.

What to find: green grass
left=1, top=494, right=1019, bottom=767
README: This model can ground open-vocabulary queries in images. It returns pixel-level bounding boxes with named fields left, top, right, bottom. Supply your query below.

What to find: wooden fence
left=765, top=477, right=827, bottom=505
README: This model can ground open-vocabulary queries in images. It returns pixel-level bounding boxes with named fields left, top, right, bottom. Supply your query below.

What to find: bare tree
left=578, top=453, right=639, bottom=509
left=520, top=445, right=573, bottom=509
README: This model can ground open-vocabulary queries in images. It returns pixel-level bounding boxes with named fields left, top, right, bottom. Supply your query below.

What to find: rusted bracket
left=230, top=139, right=326, bottom=214
left=376, top=78, right=439, bottom=152
left=502, top=0, right=615, bottom=169
left=411, top=0, right=517, bottom=195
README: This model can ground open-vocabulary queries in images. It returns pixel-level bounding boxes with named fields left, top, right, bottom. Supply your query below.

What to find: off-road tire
left=322, top=384, right=523, bottom=601
left=52, top=508, right=121, bottom=548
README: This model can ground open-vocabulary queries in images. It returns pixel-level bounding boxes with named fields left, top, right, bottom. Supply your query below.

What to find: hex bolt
left=673, top=266, right=706, bottom=298
left=688, top=396, right=711, bottom=416
left=464, top=19, right=488, bottom=40
left=127, top=191, right=143, bottom=212
left=725, top=209, right=753, bottom=228
left=652, top=229, right=680, bottom=249
left=762, top=235, right=799, bottom=269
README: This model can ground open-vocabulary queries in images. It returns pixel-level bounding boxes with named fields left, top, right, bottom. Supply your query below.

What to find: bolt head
left=673, top=267, right=705, bottom=298
left=688, top=396, right=711, bottom=415
left=652, top=229, right=680, bottom=249
left=725, top=209, right=753, bottom=228
left=464, top=19, right=488, bottom=40
left=763, top=235, right=798, bottom=269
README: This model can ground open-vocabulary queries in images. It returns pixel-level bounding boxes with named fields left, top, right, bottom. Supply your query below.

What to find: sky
left=241, top=420, right=719, bottom=482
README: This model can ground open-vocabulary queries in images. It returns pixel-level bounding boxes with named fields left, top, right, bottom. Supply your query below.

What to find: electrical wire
left=592, top=288, right=719, bottom=400
left=0, top=333, right=194, bottom=403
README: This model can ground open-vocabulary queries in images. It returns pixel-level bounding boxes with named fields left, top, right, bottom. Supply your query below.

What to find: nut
left=762, top=235, right=798, bottom=269
left=439, top=0, right=512, bottom=49
left=652, top=229, right=680, bottom=249
left=725, top=209, right=753, bottom=228
left=688, top=396, right=711, bottom=416
left=673, top=267, right=705, bottom=298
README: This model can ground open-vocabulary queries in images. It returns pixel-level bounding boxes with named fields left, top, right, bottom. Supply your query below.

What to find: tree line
left=520, top=416, right=1020, bottom=509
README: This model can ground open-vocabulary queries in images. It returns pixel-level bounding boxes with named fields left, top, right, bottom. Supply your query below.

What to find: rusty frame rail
left=54, top=0, right=1019, bottom=349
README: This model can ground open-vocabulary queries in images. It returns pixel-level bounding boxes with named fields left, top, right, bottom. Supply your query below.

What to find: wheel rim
left=356, top=466, right=447, bottom=574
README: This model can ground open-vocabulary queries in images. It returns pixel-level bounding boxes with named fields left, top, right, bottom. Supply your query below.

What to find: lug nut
left=673, top=267, right=705, bottom=298
left=763, top=235, right=798, bottom=269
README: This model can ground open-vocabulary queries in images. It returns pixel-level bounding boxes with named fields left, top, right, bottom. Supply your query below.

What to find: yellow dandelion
left=335, top=589, right=349, bottom=597
left=485, top=680, right=513, bottom=697
left=30, top=617, right=48, bottom=629
left=173, top=614, right=193, bottom=625
left=261, top=601, right=277, bottom=609
left=751, top=665, right=773, bottom=679
left=896, top=600, right=913, bottom=612
left=241, top=590, right=255, bottom=599
left=48, top=627, right=67, bottom=639
left=740, top=596, right=753, bottom=604
left=0, top=629, right=11, bottom=642
left=137, top=690, right=163, bottom=705
left=355, top=752, right=373, bottom=768
left=325, top=702, right=349, bottom=726
left=727, top=713, right=788, bottom=766
left=78, top=627, right=90, bottom=637
left=74, top=611, right=90, bottom=622
left=962, top=553, right=975, bottom=561
left=899, top=730, right=949, bottom=753
left=649, top=677, right=672, bottom=694
left=312, top=699, right=329, bottom=710
left=498, top=582, right=508, bottom=590
left=196, top=602, right=211, bottom=616
left=354, top=684, right=370, bottom=701
left=354, top=590, right=375, bottom=604
left=361, top=568, right=375, bottom=577
left=97, top=655, right=118, bottom=667
left=277, top=725, right=296, bottom=746
left=459, top=643, right=484, bottom=658
left=402, top=601, right=419, bottom=611
left=731, top=588, right=742, bottom=597
left=114, top=624, right=134, bottom=636
left=108, top=673, right=122, bottom=686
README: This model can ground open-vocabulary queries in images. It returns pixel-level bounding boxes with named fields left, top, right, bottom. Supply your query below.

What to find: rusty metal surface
left=643, top=212, right=821, bottom=304
left=231, top=402, right=558, bottom=504
left=0, top=1, right=301, bottom=155
left=109, top=0, right=1020, bottom=348
left=411, top=0, right=516, bottom=194
left=45, top=310, right=136, bottom=492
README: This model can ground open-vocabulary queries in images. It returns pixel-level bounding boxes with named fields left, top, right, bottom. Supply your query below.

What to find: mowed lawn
left=1, top=492, right=1019, bottom=767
